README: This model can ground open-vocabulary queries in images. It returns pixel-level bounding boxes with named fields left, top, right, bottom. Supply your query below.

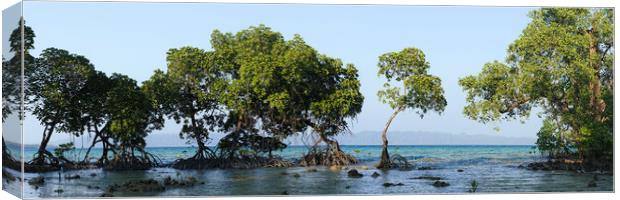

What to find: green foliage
left=30, top=48, right=96, bottom=136
left=210, top=24, right=363, bottom=151
left=106, top=74, right=162, bottom=153
left=143, top=46, right=227, bottom=158
left=459, top=61, right=531, bottom=123
left=53, top=142, right=75, bottom=161
left=80, top=71, right=112, bottom=134
left=377, top=47, right=447, bottom=116
left=535, top=118, right=573, bottom=158
left=459, top=8, right=613, bottom=164
left=2, top=18, right=36, bottom=121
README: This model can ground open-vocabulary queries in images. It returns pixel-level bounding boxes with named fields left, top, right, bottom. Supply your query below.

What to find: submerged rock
left=65, top=174, right=81, bottom=180
left=28, top=176, right=45, bottom=186
left=347, top=169, right=363, bottom=178
left=432, top=180, right=450, bottom=187
left=457, top=169, right=464, bottom=172
left=100, top=192, right=114, bottom=197
left=292, top=173, right=301, bottom=178
left=163, top=176, right=200, bottom=187
left=87, top=185, right=101, bottom=190
left=54, top=189, right=64, bottom=193
left=383, top=182, right=404, bottom=187
left=119, top=179, right=165, bottom=192
left=417, top=166, right=433, bottom=170
left=90, top=173, right=97, bottom=177
left=371, top=172, right=381, bottom=178
left=305, top=168, right=318, bottom=172
left=587, top=180, right=597, bottom=187
left=411, top=176, right=442, bottom=181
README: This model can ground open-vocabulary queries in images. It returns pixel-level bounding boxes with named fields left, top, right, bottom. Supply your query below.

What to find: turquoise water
left=15, top=145, right=540, bottom=165
left=3, top=145, right=614, bottom=198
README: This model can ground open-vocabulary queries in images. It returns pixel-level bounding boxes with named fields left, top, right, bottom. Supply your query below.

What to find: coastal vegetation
left=0, top=8, right=613, bottom=177
left=459, top=8, right=613, bottom=171
left=3, top=23, right=365, bottom=171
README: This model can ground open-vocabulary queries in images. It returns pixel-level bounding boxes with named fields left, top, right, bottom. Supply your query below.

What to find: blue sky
left=16, top=2, right=542, bottom=145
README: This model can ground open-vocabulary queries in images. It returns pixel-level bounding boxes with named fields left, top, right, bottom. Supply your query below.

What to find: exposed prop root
left=264, top=158, right=294, bottom=168
left=299, top=147, right=357, bottom=166
left=217, top=156, right=293, bottom=169
left=172, top=157, right=219, bottom=169
left=104, top=151, right=161, bottom=170
left=377, top=154, right=414, bottom=169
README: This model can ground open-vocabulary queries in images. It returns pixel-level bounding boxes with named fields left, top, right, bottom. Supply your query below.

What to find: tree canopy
left=28, top=47, right=96, bottom=165
left=459, top=8, right=613, bottom=167
left=210, top=25, right=363, bottom=166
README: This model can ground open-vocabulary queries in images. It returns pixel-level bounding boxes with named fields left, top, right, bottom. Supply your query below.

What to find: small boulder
left=418, top=166, right=433, bottom=170
left=100, top=192, right=114, bottom=197
left=28, top=176, right=45, bottom=186
left=411, top=176, right=442, bottom=181
left=457, top=169, right=464, bottom=172
left=383, top=182, right=404, bottom=187
left=90, top=173, right=97, bottom=177
left=347, top=169, right=363, bottom=178
left=121, top=179, right=165, bottom=192
left=371, top=172, right=381, bottom=178
left=65, top=174, right=81, bottom=180
left=54, top=189, right=64, bottom=193
left=432, top=180, right=450, bottom=187
left=305, top=168, right=318, bottom=172
left=292, top=173, right=301, bottom=178
left=87, top=185, right=101, bottom=189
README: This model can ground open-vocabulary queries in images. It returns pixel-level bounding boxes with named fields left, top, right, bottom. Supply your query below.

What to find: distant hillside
left=146, top=130, right=536, bottom=147
left=330, top=131, right=536, bottom=145
left=4, top=140, right=51, bottom=149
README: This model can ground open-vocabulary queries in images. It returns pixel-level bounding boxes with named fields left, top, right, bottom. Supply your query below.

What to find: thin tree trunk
left=83, top=134, right=99, bottom=163
left=378, top=108, right=402, bottom=169
left=35, top=123, right=55, bottom=164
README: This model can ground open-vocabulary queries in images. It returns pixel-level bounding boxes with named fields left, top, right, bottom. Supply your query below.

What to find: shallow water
left=3, top=145, right=614, bottom=198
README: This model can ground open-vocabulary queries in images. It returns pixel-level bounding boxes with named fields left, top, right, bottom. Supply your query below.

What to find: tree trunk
left=83, top=134, right=99, bottom=163
left=377, top=108, right=402, bottom=169
left=587, top=26, right=605, bottom=122
left=190, top=114, right=209, bottom=160
left=34, top=123, right=55, bottom=164
left=320, top=133, right=341, bottom=152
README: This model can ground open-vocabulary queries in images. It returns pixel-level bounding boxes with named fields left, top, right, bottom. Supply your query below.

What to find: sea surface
left=2, top=145, right=614, bottom=198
